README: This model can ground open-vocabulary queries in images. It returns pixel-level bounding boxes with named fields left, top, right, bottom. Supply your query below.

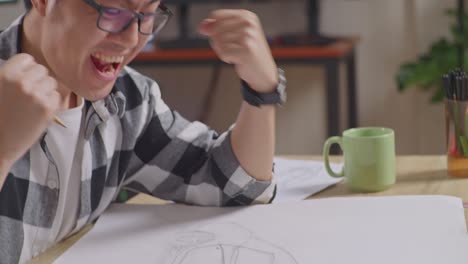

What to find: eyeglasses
left=83, top=0, right=173, bottom=35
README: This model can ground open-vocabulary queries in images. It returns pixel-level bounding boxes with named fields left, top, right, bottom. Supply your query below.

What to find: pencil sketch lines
left=167, top=222, right=298, bottom=264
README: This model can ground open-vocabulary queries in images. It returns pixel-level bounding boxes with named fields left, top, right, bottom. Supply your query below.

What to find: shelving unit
left=160, top=0, right=329, bottom=48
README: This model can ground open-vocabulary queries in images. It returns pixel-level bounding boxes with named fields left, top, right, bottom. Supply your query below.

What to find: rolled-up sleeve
left=122, top=80, right=276, bottom=206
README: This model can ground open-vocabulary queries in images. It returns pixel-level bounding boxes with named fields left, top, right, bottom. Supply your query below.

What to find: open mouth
left=90, top=52, right=124, bottom=79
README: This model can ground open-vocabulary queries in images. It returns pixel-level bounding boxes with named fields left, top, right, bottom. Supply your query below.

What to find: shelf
left=135, top=37, right=358, bottom=63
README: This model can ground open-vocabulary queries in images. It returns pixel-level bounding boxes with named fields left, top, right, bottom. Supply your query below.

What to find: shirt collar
left=0, top=14, right=24, bottom=60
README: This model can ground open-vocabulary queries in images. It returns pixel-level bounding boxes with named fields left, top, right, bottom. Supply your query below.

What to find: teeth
left=92, top=52, right=124, bottom=64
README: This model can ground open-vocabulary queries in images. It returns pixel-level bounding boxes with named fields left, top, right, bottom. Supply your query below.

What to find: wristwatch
left=241, top=68, right=287, bottom=107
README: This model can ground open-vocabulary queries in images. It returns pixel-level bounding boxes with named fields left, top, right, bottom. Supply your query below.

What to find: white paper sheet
left=273, top=158, right=342, bottom=203
left=55, top=195, right=468, bottom=264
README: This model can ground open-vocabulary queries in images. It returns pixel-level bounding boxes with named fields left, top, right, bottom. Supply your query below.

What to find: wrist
left=241, top=68, right=287, bottom=108
left=247, top=75, right=279, bottom=93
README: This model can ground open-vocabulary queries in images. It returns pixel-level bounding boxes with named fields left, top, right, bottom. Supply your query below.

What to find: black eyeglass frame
left=83, top=0, right=173, bottom=36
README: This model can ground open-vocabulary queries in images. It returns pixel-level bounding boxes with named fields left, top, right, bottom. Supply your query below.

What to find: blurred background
left=0, top=0, right=462, bottom=155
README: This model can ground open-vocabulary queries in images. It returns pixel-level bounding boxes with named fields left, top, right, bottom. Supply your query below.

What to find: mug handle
left=323, top=136, right=345, bottom=178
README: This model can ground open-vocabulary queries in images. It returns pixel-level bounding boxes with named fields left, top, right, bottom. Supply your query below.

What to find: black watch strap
left=241, top=68, right=287, bottom=107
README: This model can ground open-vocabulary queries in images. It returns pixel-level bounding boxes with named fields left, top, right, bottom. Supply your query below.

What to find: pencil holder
left=445, top=99, right=468, bottom=177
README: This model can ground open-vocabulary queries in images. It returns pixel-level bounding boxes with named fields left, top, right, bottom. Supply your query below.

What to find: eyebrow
left=123, top=0, right=160, bottom=9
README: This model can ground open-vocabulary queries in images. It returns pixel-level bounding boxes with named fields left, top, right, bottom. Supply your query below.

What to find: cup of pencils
left=443, top=69, right=468, bottom=177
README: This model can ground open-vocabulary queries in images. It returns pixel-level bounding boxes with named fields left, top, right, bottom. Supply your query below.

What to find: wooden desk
left=131, top=38, right=358, bottom=141
left=29, top=155, right=468, bottom=264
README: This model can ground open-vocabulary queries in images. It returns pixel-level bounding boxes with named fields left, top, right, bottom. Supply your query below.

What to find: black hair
left=24, top=0, right=32, bottom=11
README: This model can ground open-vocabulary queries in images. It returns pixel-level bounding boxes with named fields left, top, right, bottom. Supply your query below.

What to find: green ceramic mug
left=323, top=127, right=396, bottom=192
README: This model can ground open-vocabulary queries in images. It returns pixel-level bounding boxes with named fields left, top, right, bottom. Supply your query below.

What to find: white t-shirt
left=40, top=97, right=85, bottom=243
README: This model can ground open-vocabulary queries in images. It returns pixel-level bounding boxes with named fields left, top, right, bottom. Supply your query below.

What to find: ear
left=30, top=0, right=48, bottom=16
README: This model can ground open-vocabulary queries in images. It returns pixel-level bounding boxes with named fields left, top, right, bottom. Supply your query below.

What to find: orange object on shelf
left=447, top=155, right=468, bottom=178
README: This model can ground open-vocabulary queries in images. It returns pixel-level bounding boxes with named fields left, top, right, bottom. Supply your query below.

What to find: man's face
left=40, top=0, right=160, bottom=101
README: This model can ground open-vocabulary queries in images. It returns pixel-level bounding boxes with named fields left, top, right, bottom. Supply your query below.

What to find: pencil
left=54, top=116, right=66, bottom=128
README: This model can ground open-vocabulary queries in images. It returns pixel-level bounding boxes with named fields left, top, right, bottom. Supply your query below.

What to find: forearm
left=198, top=9, right=280, bottom=183
left=231, top=102, right=275, bottom=182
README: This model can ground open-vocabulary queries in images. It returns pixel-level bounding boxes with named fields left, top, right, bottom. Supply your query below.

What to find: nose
left=109, top=19, right=140, bottom=49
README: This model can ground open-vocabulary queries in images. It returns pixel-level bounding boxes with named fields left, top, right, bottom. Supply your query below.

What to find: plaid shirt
left=0, top=16, right=276, bottom=264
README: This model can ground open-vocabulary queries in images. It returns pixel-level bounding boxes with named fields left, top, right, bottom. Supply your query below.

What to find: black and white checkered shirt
left=0, top=16, right=276, bottom=264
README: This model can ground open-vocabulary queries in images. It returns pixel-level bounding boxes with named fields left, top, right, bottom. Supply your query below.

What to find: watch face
left=278, top=84, right=287, bottom=104
left=277, top=69, right=287, bottom=105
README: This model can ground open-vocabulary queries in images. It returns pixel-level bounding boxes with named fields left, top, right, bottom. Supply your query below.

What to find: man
left=0, top=0, right=286, bottom=262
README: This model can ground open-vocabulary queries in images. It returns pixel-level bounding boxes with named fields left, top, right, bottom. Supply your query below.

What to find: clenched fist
left=198, top=10, right=278, bottom=93
left=0, top=54, right=60, bottom=183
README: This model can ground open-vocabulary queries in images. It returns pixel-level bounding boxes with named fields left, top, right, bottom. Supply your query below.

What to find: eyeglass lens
left=98, top=8, right=168, bottom=34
